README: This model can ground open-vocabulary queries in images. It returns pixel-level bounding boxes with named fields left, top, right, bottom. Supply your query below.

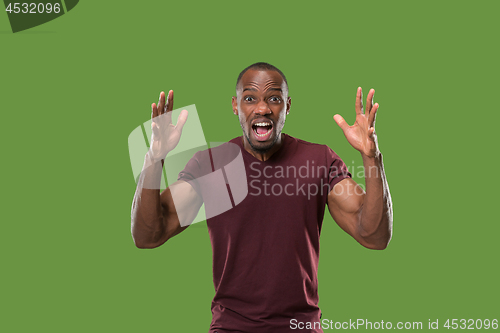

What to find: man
left=131, top=62, right=393, bottom=332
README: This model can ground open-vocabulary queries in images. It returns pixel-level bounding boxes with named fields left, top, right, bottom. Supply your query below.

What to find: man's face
left=232, top=69, right=291, bottom=153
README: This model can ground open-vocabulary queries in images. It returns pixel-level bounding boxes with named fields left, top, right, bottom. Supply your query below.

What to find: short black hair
left=235, top=62, right=288, bottom=92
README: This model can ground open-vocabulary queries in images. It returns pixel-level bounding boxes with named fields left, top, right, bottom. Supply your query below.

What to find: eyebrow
left=242, top=87, right=283, bottom=93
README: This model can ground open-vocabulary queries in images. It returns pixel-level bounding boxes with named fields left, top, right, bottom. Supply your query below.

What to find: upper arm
left=159, top=180, right=203, bottom=242
left=327, top=177, right=370, bottom=246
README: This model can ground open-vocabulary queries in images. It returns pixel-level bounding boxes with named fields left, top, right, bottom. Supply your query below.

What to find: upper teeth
left=255, top=122, right=270, bottom=126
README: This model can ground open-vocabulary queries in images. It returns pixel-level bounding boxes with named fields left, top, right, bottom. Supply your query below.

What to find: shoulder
left=228, top=136, right=243, bottom=146
left=190, top=137, right=242, bottom=159
left=192, top=138, right=243, bottom=170
left=284, top=133, right=339, bottom=157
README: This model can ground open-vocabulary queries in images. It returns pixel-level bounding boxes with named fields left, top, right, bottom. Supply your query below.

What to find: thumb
left=175, top=109, right=188, bottom=132
left=368, top=126, right=375, bottom=139
left=333, top=114, right=349, bottom=132
left=151, top=121, right=160, bottom=137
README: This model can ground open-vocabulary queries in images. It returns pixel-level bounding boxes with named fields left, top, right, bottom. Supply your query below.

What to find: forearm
left=358, top=151, right=393, bottom=248
left=131, top=151, right=166, bottom=248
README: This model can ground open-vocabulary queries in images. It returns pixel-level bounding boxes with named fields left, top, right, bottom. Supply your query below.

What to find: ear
left=232, top=96, right=238, bottom=115
left=286, top=97, right=291, bottom=115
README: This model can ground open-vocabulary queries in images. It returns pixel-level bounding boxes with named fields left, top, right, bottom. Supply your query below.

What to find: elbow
left=362, top=239, right=390, bottom=250
left=376, top=229, right=392, bottom=250
left=131, top=219, right=163, bottom=249
left=132, top=237, right=152, bottom=249
left=366, top=240, right=389, bottom=250
left=131, top=232, right=160, bottom=249
left=133, top=238, right=160, bottom=249
left=360, top=228, right=392, bottom=250
left=134, top=240, right=153, bottom=249
left=131, top=231, right=168, bottom=249
left=358, top=214, right=393, bottom=250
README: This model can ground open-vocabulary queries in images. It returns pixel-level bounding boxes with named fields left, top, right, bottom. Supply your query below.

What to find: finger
left=152, top=103, right=158, bottom=118
left=175, top=109, right=189, bottom=132
left=368, top=102, right=379, bottom=128
left=166, top=90, right=174, bottom=113
left=366, top=89, right=374, bottom=114
left=368, top=127, right=375, bottom=139
left=355, top=87, right=363, bottom=115
left=333, top=114, right=349, bottom=132
left=158, top=91, right=166, bottom=115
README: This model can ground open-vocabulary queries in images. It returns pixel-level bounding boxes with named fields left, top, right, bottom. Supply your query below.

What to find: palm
left=334, top=87, right=378, bottom=158
left=150, top=90, right=188, bottom=161
left=151, top=113, right=183, bottom=158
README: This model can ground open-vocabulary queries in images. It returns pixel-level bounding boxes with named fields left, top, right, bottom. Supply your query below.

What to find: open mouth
left=252, top=122, right=273, bottom=141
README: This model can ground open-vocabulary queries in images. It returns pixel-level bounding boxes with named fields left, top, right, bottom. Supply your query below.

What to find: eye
left=269, top=96, right=282, bottom=103
left=244, top=96, right=255, bottom=102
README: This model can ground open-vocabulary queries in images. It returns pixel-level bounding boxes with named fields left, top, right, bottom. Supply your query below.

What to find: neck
left=242, top=134, right=284, bottom=162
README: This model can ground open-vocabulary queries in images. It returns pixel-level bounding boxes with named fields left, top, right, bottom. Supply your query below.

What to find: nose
left=254, top=100, right=272, bottom=115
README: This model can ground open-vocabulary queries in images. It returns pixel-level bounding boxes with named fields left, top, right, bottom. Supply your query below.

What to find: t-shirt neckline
left=234, top=133, right=291, bottom=163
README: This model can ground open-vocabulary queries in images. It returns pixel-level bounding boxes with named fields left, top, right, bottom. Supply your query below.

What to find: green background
left=1, top=1, right=498, bottom=331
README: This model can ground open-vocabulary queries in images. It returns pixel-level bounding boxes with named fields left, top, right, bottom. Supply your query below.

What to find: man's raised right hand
left=149, top=90, right=188, bottom=161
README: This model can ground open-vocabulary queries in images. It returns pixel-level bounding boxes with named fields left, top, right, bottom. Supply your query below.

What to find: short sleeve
left=177, top=142, right=244, bottom=201
left=326, top=146, right=352, bottom=189
left=177, top=150, right=210, bottom=197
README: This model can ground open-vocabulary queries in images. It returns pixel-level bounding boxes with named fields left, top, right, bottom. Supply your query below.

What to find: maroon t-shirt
left=178, top=134, right=351, bottom=333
